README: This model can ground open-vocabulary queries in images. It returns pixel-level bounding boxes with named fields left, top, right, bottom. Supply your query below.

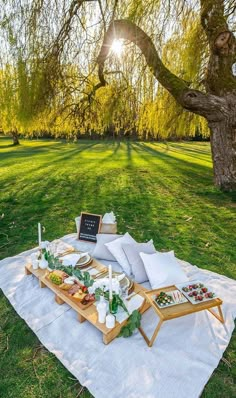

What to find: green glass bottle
left=109, top=295, right=118, bottom=314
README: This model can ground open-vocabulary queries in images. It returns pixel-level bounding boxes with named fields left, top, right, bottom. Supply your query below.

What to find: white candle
left=106, top=313, right=115, bottom=329
left=38, top=223, right=42, bottom=247
left=108, top=264, right=113, bottom=301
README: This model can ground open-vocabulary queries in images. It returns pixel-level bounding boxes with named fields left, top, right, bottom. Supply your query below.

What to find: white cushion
left=140, top=251, right=188, bottom=289
left=105, top=232, right=136, bottom=275
left=92, top=234, right=123, bottom=262
left=122, top=240, right=156, bottom=283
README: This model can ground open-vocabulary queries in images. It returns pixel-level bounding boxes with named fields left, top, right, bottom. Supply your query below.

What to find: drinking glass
left=30, top=252, right=39, bottom=269
left=120, top=279, right=130, bottom=300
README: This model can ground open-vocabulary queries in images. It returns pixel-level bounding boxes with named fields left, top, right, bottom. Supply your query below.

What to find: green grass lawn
left=0, top=136, right=235, bottom=397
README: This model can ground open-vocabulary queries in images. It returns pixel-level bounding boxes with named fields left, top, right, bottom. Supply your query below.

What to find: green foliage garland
left=45, top=252, right=94, bottom=287
left=46, top=249, right=140, bottom=336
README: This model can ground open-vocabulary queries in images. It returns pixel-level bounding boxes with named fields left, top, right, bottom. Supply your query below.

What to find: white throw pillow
left=122, top=240, right=156, bottom=283
left=105, top=232, right=136, bottom=275
left=92, top=234, right=123, bottom=262
left=140, top=251, right=188, bottom=289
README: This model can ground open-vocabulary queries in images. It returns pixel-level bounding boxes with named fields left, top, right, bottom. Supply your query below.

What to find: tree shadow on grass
left=132, top=142, right=236, bottom=206
left=0, top=144, right=19, bottom=149
left=159, top=141, right=211, bottom=154
left=126, top=140, right=133, bottom=164
left=164, top=143, right=212, bottom=164
left=0, top=142, right=101, bottom=184
left=133, top=142, right=212, bottom=179
left=0, top=141, right=100, bottom=162
left=1, top=140, right=235, bottom=273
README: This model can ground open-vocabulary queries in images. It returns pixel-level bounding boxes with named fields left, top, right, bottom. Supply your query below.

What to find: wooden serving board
left=44, top=274, right=94, bottom=310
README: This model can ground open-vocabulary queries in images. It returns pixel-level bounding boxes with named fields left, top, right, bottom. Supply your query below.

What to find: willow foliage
left=0, top=0, right=223, bottom=139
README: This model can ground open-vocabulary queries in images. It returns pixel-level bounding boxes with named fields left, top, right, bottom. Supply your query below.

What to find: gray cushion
left=92, top=234, right=123, bottom=261
left=122, top=241, right=156, bottom=283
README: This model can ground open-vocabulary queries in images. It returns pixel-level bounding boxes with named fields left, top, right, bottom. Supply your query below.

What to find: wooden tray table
left=139, top=284, right=224, bottom=347
left=25, top=259, right=150, bottom=344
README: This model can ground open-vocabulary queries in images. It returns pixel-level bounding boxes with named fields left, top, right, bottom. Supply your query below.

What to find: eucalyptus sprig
left=119, top=310, right=142, bottom=338
left=73, top=269, right=94, bottom=287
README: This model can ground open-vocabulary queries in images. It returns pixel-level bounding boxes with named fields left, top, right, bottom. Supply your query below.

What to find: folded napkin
left=49, top=239, right=74, bottom=256
left=116, top=273, right=126, bottom=282
left=88, top=268, right=100, bottom=276
left=116, top=294, right=144, bottom=324
left=102, top=211, right=116, bottom=224
left=60, top=252, right=88, bottom=267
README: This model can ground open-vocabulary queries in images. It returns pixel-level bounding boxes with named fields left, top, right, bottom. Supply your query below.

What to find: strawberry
left=198, top=295, right=203, bottom=301
left=193, top=291, right=198, bottom=296
left=202, top=287, right=208, bottom=293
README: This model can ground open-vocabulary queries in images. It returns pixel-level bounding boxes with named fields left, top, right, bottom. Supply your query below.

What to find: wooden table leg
left=25, top=266, right=32, bottom=275
left=139, top=318, right=163, bottom=347
left=207, top=305, right=225, bottom=324
left=77, top=313, right=86, bottom=323
left=55, top=295, right=65, bottom=305
left=39, top=280, right=46, bottom=288
left=103, top=330, right=117, bottom=345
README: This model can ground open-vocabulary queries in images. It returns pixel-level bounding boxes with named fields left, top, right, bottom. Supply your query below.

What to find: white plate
left=76, top=253, right=91, bottom=267
left=153, top=289, right=188, bottom=309
left=176, top=281, right=217, bottom=304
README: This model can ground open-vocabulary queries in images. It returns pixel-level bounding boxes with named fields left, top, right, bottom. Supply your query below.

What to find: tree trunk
left=11, top=131, right=20, bottom=145
left=210, top=121, right=236, bottom=191
left=181, top=90, right=236, bottom=191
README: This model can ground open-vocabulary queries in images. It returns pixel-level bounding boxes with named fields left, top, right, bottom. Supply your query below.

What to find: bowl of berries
left=176, top=282, right=216, bottom=304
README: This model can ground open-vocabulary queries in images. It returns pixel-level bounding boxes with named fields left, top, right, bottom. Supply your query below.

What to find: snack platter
left=45, top=269, right=95, bottom=309
left=153, top=289, right=188, bottom=308
left=176, top=281, right=217, bottom=304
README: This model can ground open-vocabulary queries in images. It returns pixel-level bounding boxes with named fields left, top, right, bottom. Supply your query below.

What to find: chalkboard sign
left=78, top=212, right=102, bottom=243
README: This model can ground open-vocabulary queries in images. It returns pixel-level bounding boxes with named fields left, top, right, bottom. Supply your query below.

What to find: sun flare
left=111, top=39, right=123, bottom=56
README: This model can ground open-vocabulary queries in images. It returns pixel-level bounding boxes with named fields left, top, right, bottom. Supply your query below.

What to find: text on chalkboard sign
left=78, top=212, right=102, bottom=243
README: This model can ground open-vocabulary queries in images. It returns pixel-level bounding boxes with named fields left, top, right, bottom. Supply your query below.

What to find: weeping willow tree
left=0, top=0, right=209, bottom=142
left=0, top=0, right=235, bottom=190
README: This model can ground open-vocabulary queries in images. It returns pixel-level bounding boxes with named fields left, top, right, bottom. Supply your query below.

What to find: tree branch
left=49, top=0, right=84, bottom=57
left=96, top=19, right=232, bottom=123
left=97, top=19, right=188, bottom=103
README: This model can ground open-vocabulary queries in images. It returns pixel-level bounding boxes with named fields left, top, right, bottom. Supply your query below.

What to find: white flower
left=88, top=277, right=120, bottom=295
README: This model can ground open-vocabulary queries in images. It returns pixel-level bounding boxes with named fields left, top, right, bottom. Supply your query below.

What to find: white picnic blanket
left=0, top=233, right=235, bottom=398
